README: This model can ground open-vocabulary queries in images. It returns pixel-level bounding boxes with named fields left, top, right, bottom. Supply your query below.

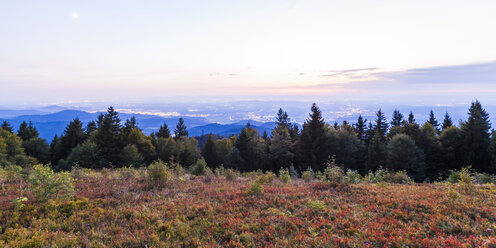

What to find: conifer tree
left=275, top=108, right=290, bottom=129
left=442, top=112, right=453, bottom=131
left=85, top=121, right=97, bottom=135
left=391, top=110, right=404, bottom=127
left=17, top=121, right=39, bottom=141
left=93, top=106, right=122, bottom=165
left=297, top=103, right=328, bottom=171
left=373, top=109, right=388, bottom=139
left=157, top=122, right=171, bottom=138
left=428, top=110, right=440, bottom=133
left=269, top=126, right=294, bottom=171
left=59, top=118, right=87, bottom=159
left=460, top=100, right=491, bottom=172
left=235, top=124, right=267, bottom=171
left=1, top=121, right=13, bottom=133
left=408, top=112, right=416, bottom=124
left=174, top=118, right=188, bottom=139
left=353, top=115, right=367, bottom=141
left=367, top=133, right=386, bottom=171
left=202, top=134, right=220, bottom=168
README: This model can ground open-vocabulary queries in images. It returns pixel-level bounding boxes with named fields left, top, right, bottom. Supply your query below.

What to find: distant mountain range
left=0, top=109, right=278, bottom=141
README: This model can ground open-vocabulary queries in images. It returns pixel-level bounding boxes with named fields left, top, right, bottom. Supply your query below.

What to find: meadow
left=1, top=164, right=496, bottom=248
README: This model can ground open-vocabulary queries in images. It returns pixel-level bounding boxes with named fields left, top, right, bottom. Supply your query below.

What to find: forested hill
left=0, top=110, right=276, bottom=141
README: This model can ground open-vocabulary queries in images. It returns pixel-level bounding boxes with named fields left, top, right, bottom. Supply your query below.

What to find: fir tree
left=373, top=109, right=388, bottom=139
left=93, top=106, right=122, bottom=166
left=297, top=103, right=327, bottom=171
left=157, top=122, right=171, bottom=138
left=202, top=134, right=220, bottom=168
left=85, top=121, right=97, bottom=135
left=1, top=121, right=13, bottom=133
left=442, top=112, right=453, bottom=131
left=460, top=100, right=491, bottom=172
left=59, top=118, right=87, bottom=159
left=174, top=118, right=188, bottom=139
left=353, top=115, right=367, bottom=141
left=428, top=110, right=440, bottom=132
left=408, top=112, right=416, bottom=124
left=391, top=109, right=404, bottom=127
left=269, top=126, right=294, bottom=171
left=17, top=121, right=39, bottom=141
left=275, top=108, right=290, bottom=129
left=367, top=133, right=386, bottom=171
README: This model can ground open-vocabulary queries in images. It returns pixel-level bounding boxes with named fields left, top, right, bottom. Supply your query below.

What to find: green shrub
left=388, top=171, right=413, bottom=184
left=225, top=169, right=238, bottom=181
left=289, top=165, right=299, bottom=178
left=279, top=168, right=291, bottom=183
left=302, top=170, right=314, bottom=183
left=28, top=164, right=75, bottom=203
left=1, top=164, right=23, bottom=183
left=214, top=166, right=225, bottom=177
left=447, top=170, right=461, bottom=184
left=323, top=156, right=344, bottom=183
left=247, top=181, right=264, bottom=196
left=203, top=168, right=215, bottom=183
left=191, top=158, right=208, bottom=176
left=473, top=172, right=495, bottom=184
left=256, top=171, right=276, bottom=184
left=344, top=169, right=363, bottom=184
left=458, top=167, right=475, bottom=194
left=148, top=160, right=174, bottom=186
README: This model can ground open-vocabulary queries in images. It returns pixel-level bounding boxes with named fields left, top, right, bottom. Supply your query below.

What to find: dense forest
left=1, top=100, right=495, bottom=182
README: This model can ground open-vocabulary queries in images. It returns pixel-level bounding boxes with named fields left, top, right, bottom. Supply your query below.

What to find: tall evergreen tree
left=17, top=121, right=39, bottom=141
left=442, top=112, right=453, bottom=131
left=1, top=121, right=13, bottom=133
left=428, top=110, right=440, bottom=132
left=269, top=126, right=294, bottom=171
left=373, top=109, right=388, bottom=139
left=174, top=118, right=188, bottom=139
left=157, top=122, right=171, bottom=138
left=391, top=110, right=404, bottom=127
left=367, top=133, right=386, bottom=171
left=460, top=100, right=491, bottom=172
left=439, top=126, right=463, bottom=172
left=93, top=106, right=122, bottom=165
left=354, top=115, right=367, bottom=141
left=275, top=108, right=290, bottom=129
left=408, top=112, right=416, bottom=124
left=85, top=121, right=97, bottom=135
left=59, top=118, right=87, bottom=160
left=202, top=134, right=220, bottom=168
left=297, top=103, right=328, bottom=171
left=235, top=124, right=267, bottom=171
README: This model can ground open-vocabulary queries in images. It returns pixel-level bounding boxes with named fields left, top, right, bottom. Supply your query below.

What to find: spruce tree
left=408, top=112, right=416, bottom=124
left=202, top=134, right=220, bottom=168
left=373, top=109, right=388, bottom=139
left=1, top=121, right=13, bottom=133
left=85, top=121, right=97, bottom=135
left=235, top=124, right=267, bottom=171
left=391, top=110, right=404, bottom=127
left=428, top=110, right=440, bottom=133
left=59, top=118, right=87, bottom=159
left=354, top=115, right=367, bottom=141
left=157, top=122, right=171, bottom=138
left=460, top=100, right=491, bottom=172
left=17, top=121, right=39, bottom=141
left=367, top=133, right=386, bottom=171
left=442, top=112, right=453, bottom=131
left=174, top=118, right=188, bottom=139
left=275, top=108, right=290, bottom=129
left=93, top=106, right=122, bottom=166
left=297, top=103, right=327, bottom=171
left=269, top=126, right=294, bottom=171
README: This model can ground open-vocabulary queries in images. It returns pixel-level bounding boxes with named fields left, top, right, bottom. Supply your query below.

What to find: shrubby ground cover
left=1, top=166, right=495, bottom=247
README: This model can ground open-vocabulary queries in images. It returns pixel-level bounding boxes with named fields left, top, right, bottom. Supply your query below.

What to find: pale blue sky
left=1, top=0, right=496, bottom=105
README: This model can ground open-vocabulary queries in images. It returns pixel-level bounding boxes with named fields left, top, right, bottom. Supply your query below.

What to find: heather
left=1, top=166, right=496, bottom=247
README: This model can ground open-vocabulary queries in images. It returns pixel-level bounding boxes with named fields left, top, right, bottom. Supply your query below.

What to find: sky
left=1, top=0, right=496, bottom=106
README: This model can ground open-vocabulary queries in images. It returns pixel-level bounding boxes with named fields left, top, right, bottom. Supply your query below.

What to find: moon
left=72, top=12, right=79, bottom=19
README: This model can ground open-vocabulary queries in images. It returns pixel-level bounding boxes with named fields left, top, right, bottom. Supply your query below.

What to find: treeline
left=1, top=101, right=495, bottom=182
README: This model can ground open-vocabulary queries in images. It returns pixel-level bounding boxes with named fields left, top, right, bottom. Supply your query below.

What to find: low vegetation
left=1, top=166, right=495, bottom=247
